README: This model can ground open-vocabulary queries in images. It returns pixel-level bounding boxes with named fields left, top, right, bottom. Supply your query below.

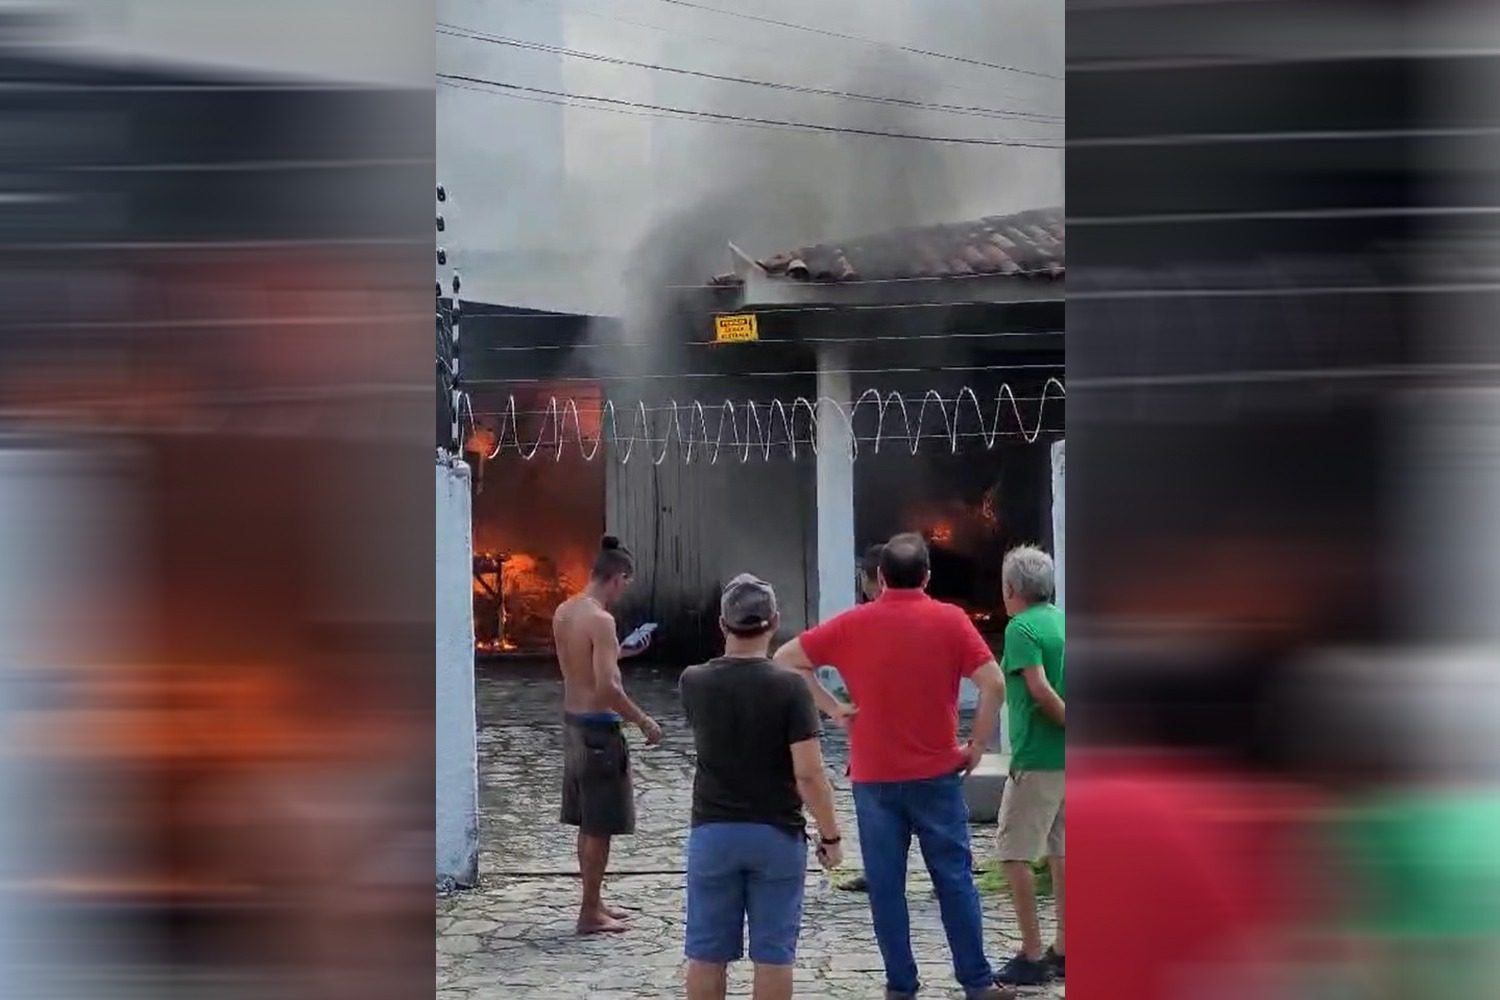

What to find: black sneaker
left=994, top=952, right=1054, bottom=987
left=1044, top=946, right=1065, bottom=980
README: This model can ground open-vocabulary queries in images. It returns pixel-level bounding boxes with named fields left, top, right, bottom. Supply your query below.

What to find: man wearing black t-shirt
left=679, top=574, right=842, bottom=1000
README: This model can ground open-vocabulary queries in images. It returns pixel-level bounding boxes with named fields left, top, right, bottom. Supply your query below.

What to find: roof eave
left=731, top=270, right=1064, bottom=309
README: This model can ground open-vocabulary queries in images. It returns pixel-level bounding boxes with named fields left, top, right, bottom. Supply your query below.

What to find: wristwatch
left=819, top=833, right=842, bottom=846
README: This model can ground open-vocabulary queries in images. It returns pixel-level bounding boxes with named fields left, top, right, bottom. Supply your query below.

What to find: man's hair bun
left=601, top=535, right=622, bottom=551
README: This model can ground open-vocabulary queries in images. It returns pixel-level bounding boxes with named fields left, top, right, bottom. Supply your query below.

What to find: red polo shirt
left=800, top=589, right=994, bottom=782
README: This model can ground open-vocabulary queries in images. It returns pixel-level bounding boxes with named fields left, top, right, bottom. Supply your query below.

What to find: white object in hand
left=622, top=622, right=658, bottom=651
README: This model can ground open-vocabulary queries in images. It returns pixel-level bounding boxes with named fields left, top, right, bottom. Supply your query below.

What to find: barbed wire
left=469, top=380, right=1064, bottom=464
left=469, top=392, right=1059, bottom=417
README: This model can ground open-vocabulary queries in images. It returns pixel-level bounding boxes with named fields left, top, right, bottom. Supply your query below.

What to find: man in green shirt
left=993, top=545, right=1066, bottom=987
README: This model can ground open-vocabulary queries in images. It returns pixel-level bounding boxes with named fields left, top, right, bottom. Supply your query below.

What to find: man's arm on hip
left=775, top=637, right=854, bottom=725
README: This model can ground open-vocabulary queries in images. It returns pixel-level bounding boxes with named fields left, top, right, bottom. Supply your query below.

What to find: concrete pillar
left=436, top=456, right=479, bottom=888
left=813, top=352, right=856, bottom=699
left=815, top=352, right=856, bottom=624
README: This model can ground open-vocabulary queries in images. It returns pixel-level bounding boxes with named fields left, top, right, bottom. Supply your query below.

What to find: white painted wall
left=435, top=456, right=479, bottom=888
left=815, top=358, right=857, bottom=624
left=958, top=674, right=981, bottom=712
left=813, top=358, right=858, bottom=703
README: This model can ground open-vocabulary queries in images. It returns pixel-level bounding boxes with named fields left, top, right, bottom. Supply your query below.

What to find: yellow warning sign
left=714, top=313, right=759, bottom=343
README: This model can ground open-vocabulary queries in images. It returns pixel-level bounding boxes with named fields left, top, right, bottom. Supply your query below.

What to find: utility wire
left=458, top=299, right=1064, bottom=316
left=649, top=0, right=1062, bottom=80
left=479, top=330, right=1064, bottom=351
left=442, top=77, right=798, bottom=137
left=438, top=73, right=1063, bottom=147
left=438, top=22, right=1063, bottom=124
left=466, top=362, right=1064, bottom=385
left=496, top=0, right=1059, bottom=110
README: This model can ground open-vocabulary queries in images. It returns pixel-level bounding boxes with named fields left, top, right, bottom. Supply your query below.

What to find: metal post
left=437, top=183, right=462, bottom=456
left=451, top=272, right=462, bottom=455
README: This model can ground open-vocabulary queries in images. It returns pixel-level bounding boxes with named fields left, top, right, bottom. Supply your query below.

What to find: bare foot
left=602, top=903, right=633, bottom=920
left=576, top=912, right=630, bottom=935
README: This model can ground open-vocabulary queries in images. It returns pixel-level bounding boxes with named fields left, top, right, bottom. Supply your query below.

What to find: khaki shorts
left=994, top=769, right=1064, bottom=861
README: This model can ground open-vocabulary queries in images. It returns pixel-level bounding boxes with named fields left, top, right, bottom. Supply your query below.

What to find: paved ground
left=437, top=661, right=1063, bottom=999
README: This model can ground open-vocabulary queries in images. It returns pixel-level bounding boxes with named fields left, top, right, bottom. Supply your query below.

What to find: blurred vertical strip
left=0, top=6, right=434, bottom=999
left=1069, top=0, right=1500, bottom=997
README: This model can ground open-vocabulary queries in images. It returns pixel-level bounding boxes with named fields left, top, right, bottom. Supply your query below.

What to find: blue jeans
left=853, top=772, right=993, bottom=994
left=684, top=823, right=808, bottom=965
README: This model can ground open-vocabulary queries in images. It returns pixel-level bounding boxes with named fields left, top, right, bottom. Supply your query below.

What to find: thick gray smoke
left=437, top=0, right=1062, bottom=317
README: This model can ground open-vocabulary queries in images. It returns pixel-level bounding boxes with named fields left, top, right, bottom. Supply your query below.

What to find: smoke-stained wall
left=604, top=377, right=818, bottom=664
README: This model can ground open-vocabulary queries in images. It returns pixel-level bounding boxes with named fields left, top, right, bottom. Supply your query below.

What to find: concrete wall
left=436, top=457, right=479, bottom=888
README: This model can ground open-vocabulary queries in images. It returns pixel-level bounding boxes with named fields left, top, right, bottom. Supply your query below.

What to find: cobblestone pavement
left=438, top=661, right=1063, bottom=999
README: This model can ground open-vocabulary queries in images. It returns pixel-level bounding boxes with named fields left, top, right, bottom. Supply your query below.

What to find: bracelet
left=819, top=833, right=842, bottom=846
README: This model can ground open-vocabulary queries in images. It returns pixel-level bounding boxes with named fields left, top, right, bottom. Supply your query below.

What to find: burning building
left=465, top=378, right=605, bottom=654
left=457, top=208, right=1064, bottom=664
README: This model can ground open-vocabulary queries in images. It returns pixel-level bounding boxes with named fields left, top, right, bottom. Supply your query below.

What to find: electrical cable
left=492, top=0, right=1060, bottom=110
left=480, top=330, right=1064, bottom=352
left=465, top=362, right=1063, bottom=385
left=438, top=23, right=1064, bottom=123
left=437, top=72, right=1063, bottom=147
left=647, top=0, right=1062, bottom=80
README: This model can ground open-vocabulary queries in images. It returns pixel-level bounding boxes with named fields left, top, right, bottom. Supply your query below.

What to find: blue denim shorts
left=684, top=822, right=807, bottom=965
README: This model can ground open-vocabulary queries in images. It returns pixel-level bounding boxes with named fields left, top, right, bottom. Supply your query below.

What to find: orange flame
left=473, top=549, right=590, bottom=652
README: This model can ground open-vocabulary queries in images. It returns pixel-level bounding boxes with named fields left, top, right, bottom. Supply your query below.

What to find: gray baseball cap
left=721, top=573, right=778, bottom=632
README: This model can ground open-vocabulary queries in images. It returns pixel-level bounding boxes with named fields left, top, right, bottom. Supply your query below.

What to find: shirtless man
left=552, top=535, right=662, bottom=934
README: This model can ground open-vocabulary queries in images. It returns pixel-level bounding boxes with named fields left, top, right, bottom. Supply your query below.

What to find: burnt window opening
left=855, top=442, right=1054, bottom=635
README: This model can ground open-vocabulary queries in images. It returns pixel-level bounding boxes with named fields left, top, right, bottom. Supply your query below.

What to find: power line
left=648, top=0, right=1062, bottom=80
left=498, top=0, right=1062, bottom=111
left=442, top=77, right=797, bottom=137
left=438, top=72, right=1062, bottom=147
left=437, top=22, right=1063, bottom=124
left=466, top=362, right=1064, bottom=385
left=456, top=298, right=1065, bottom=317
left=479, top=330, right=1064, bottom=352
left=495, top=0, right=1058, bottom=111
